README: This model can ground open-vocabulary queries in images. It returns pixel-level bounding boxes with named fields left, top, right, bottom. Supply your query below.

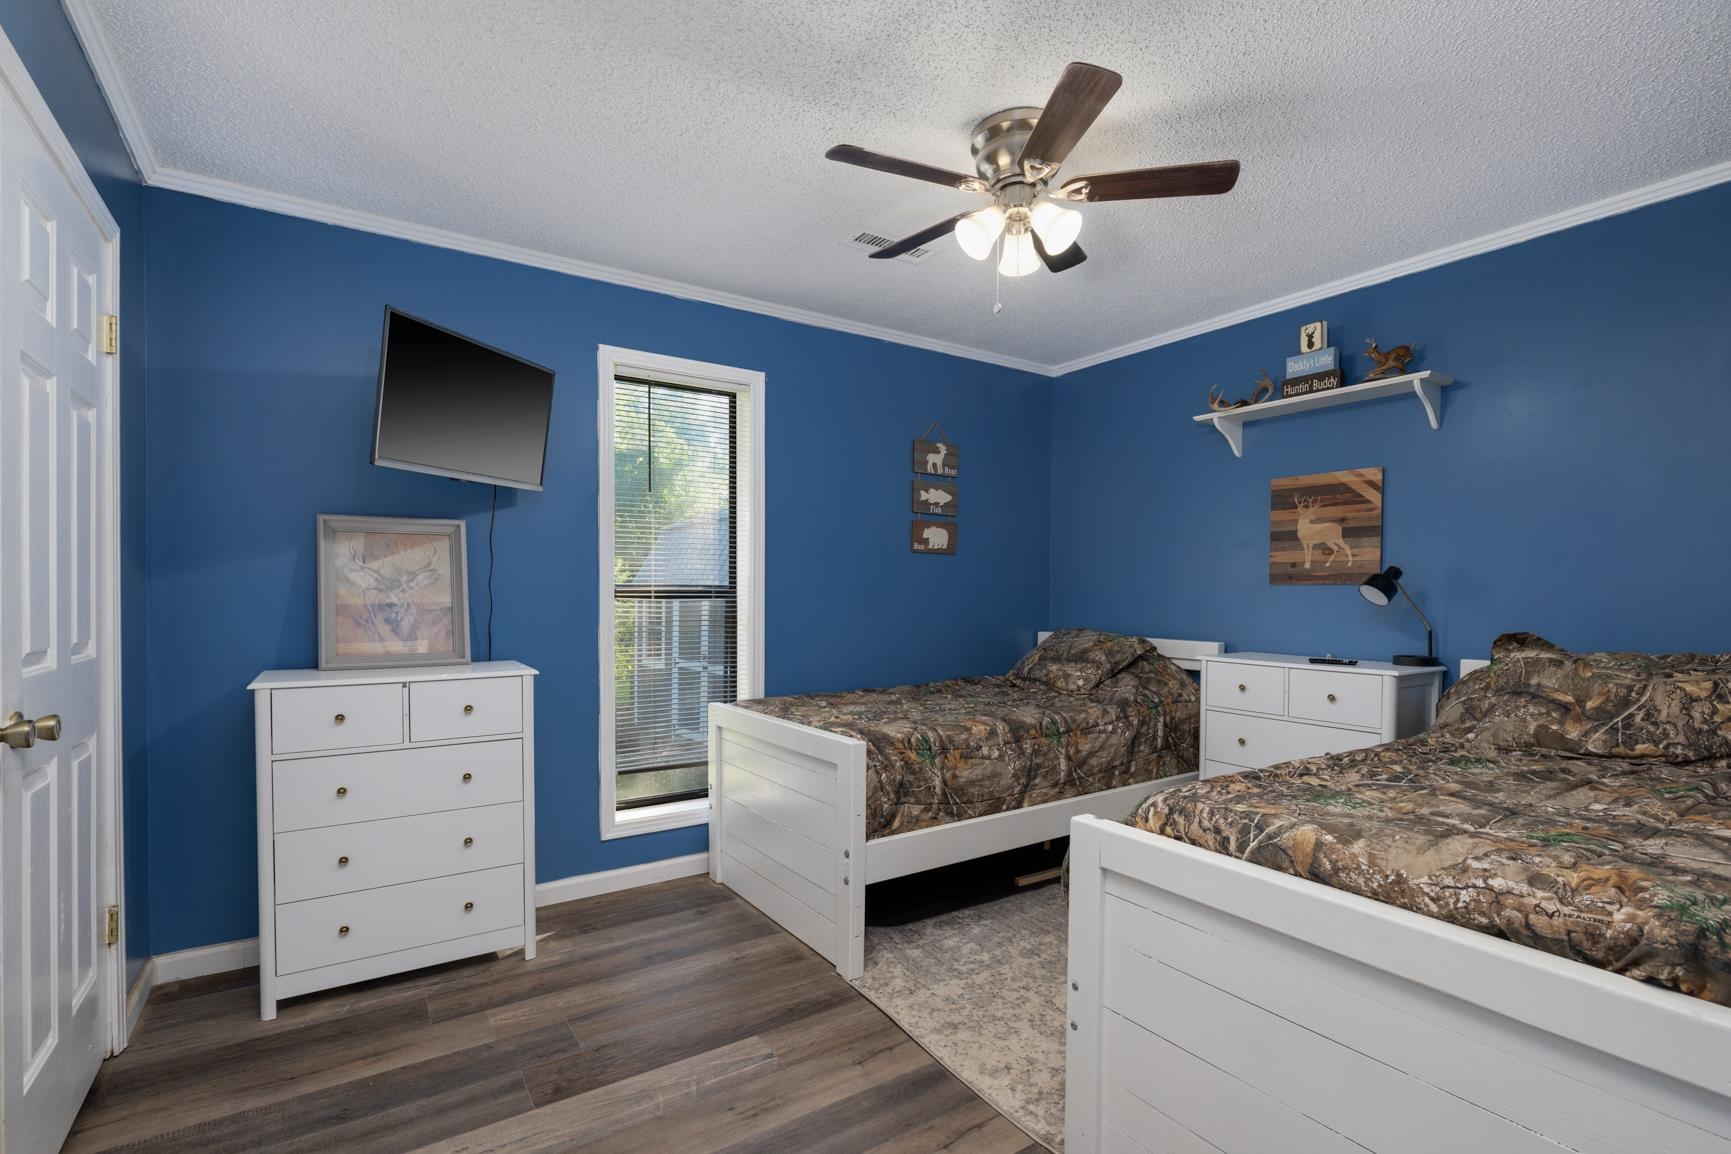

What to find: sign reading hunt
left=913, top=439, right=958, bottom=477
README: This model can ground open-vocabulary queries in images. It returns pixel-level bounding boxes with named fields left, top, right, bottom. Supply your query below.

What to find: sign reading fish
left=912, top=479, right=958, bottom=516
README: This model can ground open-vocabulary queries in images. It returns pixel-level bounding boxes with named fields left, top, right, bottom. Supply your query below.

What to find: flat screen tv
left=372, top=308, right=554, bottom=490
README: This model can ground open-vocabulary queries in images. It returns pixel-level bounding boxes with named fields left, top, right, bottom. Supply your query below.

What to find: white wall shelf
left=1192, top=370, right=1454, bottom=457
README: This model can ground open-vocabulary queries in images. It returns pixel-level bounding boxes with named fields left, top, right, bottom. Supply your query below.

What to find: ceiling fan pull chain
left=992, top=234, right=1004, bottom=315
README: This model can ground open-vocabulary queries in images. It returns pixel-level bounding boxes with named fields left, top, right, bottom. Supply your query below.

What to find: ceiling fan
left=827, top=62, right=1240, bottom=276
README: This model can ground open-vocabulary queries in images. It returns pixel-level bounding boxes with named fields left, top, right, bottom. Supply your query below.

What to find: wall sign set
left=1206, top=321, right=1421, bottom=411
left=911, top=423, right=958, bottom=554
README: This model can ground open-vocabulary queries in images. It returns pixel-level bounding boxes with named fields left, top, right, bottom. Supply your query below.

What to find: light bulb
left=1029, top=201, right=1082, bottom=255
left=954, top=206, right=1006, bottom=261
left=997, top=230, right=1039, bottom=277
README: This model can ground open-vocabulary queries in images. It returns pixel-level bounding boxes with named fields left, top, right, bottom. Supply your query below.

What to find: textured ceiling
left=79, top=0, right=1731, bottom=370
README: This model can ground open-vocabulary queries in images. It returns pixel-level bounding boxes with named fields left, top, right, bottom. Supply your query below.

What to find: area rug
left=852, top=884, right=1067, bottom=1151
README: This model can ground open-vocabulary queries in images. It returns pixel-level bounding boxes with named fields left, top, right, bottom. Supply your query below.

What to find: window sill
left=602, top=796, right=709, bottom=840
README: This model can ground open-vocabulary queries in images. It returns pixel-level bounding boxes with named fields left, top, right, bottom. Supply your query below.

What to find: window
left=598, top=347, right=762, bottom=838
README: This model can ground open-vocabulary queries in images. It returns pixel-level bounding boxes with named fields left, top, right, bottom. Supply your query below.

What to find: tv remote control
left=1308, top=656, right=1359, bottom=665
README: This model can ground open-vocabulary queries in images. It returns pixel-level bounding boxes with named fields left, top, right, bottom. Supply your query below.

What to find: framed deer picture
left=317, top=514, right=471, bottom=669
left=1269, top=468, right=1383, bottom=585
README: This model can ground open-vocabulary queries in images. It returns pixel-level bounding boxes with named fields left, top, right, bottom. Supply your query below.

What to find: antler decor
left=1361, top=339, right=1417, bottom=381
left=1207, top=371, right=1277, bottom=412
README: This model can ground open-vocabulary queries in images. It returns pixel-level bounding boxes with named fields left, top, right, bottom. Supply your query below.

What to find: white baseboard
left=153, top=937, right=260, bottom=985
left=124, top=957, right=156, bottom=1043
left=139, top=855, right=712, bottom=989
left=533, top=852, right=710, bottom=907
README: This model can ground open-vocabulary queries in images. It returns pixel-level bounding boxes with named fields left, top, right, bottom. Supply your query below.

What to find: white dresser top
left=249, top=659, right=537, bottom=691
left=1204, top=652, right=1442, bottom=677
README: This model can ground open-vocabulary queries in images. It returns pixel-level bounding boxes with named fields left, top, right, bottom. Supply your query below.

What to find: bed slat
left=719, top=760, right=835, bottom=848
left=1105, top=936, right=1567, bottom=1153
left=718, top=795, right=833, bottom=892
left=1103, top=1012, right=1363, bottom=1154
left=1105, top=887, right=1725, bottom=1153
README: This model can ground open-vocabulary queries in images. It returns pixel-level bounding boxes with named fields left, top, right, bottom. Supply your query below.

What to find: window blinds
left=611, top=376, right=749, bottom=807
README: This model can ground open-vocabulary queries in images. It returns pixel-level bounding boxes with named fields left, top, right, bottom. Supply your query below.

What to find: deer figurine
left=1362, top=339, right=1416, bottom=380
left=1293, top=495, right=1353, bottom=570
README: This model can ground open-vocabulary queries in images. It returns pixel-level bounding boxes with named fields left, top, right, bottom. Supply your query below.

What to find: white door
left=0, top=68, right=115, bottom=1154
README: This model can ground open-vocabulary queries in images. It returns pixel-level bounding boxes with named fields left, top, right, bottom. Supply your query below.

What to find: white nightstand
left=1198, top=653, right=1443, bottom=779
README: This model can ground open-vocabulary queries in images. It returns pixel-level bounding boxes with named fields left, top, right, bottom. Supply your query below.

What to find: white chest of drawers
left=1198, top=653, right=1442, bottom=780
left=249, top=661, right=537, bottom=1020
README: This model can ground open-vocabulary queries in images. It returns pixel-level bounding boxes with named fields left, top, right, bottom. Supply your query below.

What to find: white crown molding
left=144, top=165, right=1054, bottom=376
left=0, top=19, right=117, bottom=235
left=145, top=156, right=1731, bottom=381
left=60, top=0, right=159, bottom=182
left=56, top=1, right=1731, bottom=378
left=1049, top=158, right=1731, bottom=376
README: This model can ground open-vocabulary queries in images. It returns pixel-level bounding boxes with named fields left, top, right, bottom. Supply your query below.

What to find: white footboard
left=1066, top=816, right=1731, bottom=1154
left=708, top=703, right=868, bottom=979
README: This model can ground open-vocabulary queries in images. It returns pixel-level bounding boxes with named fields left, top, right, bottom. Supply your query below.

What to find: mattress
left=738, top=662, right=1197, bottom=839
left=1129, top=735, right=1731, bottom=1005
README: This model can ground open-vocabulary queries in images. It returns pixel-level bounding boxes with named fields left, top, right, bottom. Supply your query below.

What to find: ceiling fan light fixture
left=997, top=229, right=1039, bottom=277
left=1029, top=200, right=1082, bottom=255
left=954, top=206, right=1007, bottom=261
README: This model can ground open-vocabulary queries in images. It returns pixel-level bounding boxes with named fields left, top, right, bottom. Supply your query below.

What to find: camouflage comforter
left=739, top=661, right=1198, bottom=840
left=1131, top=633, right=1731, bottom=1005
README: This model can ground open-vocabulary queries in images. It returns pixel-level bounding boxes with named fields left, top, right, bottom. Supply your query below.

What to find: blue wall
left=2, top=0, right=152, bottom=984
left=17, top=0, right=1731, bottom=961
left=1049, top=180, right=1731, bottom=668
left=141, top=190, right=1051, bottom=953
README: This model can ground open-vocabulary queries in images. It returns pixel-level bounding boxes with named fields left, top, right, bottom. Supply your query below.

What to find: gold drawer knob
left=337, top=855, right=350, bottom=867
left=464, top=901, right=474, bottom=912
left=463, top=704, right=474, bottom=715
left=1237, top=683, right=1246, bottom=692
left=335, top=786, right=348, bottom=798
left=461, top=772, right=473, bottom=783
left=463, top=836, right=474, bottom=848
left=1327, top=693, right=1337, bottom=703
left=334, top=713, right=346, bottom=725
left=1237, top=737, right=1247, bottom=746
left=338, top=925, right=350, bottom=937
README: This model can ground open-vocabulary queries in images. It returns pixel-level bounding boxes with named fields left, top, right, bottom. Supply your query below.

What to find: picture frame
left=317, top=514, right=471, bottom=669
left=1268, top=468, right=1383, bottom=585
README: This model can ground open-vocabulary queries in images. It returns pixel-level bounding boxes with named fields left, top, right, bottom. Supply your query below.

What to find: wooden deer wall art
left=1269, top=468, right=1383, bottom=585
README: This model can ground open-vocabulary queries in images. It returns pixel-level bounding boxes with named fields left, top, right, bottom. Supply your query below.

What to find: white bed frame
left=707, top=635, right=1224, bottom=980
left=1065, top=657, right=1731, bottom=1153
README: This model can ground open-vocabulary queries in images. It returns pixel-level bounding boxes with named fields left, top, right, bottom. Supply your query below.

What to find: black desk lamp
left=1358, top=565, right=1443, bottom=667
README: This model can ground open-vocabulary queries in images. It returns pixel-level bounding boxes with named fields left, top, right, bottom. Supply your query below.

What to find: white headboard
left=1460, top=658, right=1491, bottom=677
left=1037, top=631, right=1226, bottom=673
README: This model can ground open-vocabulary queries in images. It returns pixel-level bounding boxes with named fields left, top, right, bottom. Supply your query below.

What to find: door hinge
left=105, top=905, right=120, bottom=947
left=102, top=314, right=119, bottom=356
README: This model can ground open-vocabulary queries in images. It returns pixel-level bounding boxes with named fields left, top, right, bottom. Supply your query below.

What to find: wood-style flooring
left=66, top=878, right=1043, bottom=1153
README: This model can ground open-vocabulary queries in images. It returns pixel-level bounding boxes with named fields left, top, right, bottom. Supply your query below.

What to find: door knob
left=33, top=714, right=60, bottom=741
left=1, top=712, right=34, bottom=750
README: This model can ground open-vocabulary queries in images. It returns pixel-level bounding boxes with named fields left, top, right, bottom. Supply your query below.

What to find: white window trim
left=597, top=345, right=765, bottom=840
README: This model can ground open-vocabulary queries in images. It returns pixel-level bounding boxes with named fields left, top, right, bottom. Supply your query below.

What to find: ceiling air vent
left=842, top=230, right=937, bottom=263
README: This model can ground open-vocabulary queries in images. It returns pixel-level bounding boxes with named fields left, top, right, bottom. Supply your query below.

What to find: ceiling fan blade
left=1017, top=62, right=1123, bottom=172
left=869, top=213, right=969, bottom=260
left=1032, top=232, right=1087, bottom=273
left=826, top=144, right=983, bottom=191
left=1060, top=160, right=1240, bottom=202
